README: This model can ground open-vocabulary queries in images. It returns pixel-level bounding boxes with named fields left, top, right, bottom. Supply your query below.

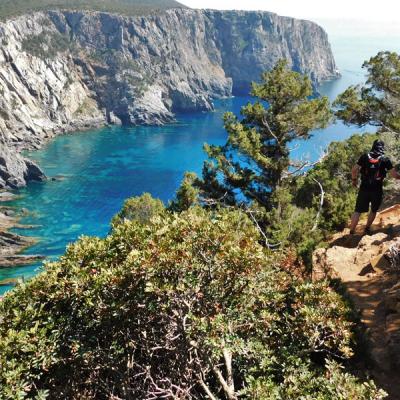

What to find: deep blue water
left=1, top=35, right=400, bottom=294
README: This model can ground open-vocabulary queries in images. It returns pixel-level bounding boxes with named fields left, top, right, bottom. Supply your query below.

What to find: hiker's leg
left=351, top=190, right=368, bottom=233
left=349, top=212, right=360, bottom=233
left=365, top=211, right=377, bottom=229
left=366, top=191, right=383, bottom=230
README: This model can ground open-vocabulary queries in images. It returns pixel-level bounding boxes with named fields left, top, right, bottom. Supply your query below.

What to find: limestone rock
left=0, top=144, right=45, bottom=188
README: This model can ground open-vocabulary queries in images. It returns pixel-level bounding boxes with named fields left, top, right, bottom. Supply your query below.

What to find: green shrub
left=0, top=204, right=384, bottom=399
left=111, top=192, right=165, bottom=226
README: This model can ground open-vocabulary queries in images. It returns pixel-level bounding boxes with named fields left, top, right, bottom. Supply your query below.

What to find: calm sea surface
left=1, top=35, right=400, bottom=293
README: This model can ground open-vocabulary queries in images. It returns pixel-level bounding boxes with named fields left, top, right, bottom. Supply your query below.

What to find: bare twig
left=223, top=347, right=235, bottom=394
left=246, top=208, right=281, bottom=250
left=284, top=149, right=328, bottom=179
left=311, top=178, right=325, bottom=232
left=261, top=117, right=283, bottom=148
left=199, top=377, right=218, bottom=400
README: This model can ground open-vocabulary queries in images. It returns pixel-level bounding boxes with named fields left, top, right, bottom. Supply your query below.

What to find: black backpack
left=361, top=154, right=384, bottom=185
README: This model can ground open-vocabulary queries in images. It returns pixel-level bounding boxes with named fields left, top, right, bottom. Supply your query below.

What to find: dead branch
left=245, top=209, right=281, bottom=250
left=223, top=347, right=235, bottom=394
left=261, top=117, right=283, bottom=148
left=199, top=377, right=218, bottom=400
left=213, top=366, right=237, bottom=400
left=311, top=178, right=325, bottom=232
left=284, top=149, right=328, bottom=179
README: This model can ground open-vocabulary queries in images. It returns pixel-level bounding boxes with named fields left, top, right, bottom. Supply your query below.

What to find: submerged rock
left=0, top=254, right=45, bottom=268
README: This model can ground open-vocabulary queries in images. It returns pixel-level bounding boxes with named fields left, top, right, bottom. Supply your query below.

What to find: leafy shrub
left=0, top=204, right=384, bottom=399
left=245, top=359, right=385, bottom=399
left=111, top=192, right=165, bottom=226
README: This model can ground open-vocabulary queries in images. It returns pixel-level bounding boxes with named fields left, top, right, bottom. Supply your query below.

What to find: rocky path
left=313, top=205, right=400, bottom=399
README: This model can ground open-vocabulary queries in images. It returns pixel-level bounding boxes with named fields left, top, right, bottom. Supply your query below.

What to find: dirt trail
left=313, top=204, right=400, bottom=399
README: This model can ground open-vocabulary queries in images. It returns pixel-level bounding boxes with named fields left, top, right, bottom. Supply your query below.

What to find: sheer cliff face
left=207, top=10, right=337, bottom=94
left=0, top=8, right=337, bottom=188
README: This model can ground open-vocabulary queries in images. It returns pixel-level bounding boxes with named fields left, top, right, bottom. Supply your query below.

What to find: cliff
left=0, top=8, right=338, bottom=188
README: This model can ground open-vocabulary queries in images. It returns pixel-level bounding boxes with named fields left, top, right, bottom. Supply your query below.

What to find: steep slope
left=0, top=8, right=338, bottom=188
left=313, top=204, right=400, bottom=400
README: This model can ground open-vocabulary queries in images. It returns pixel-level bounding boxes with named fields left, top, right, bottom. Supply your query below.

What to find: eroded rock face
left=206, top=10, right=338, bottom=94
left=0, top=8, right=338, bottom=188
left=0, top=144, right=45, bottom=189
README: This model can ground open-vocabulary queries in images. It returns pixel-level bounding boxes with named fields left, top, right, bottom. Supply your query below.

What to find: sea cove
left=1, top=35, right=399, bottom=294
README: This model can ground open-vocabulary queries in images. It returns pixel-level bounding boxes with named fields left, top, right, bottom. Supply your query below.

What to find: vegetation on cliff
left=1, top=52, right=399, bottom=398
left=172, top=54, right=400, bottom=263
left=0, top=0, right=186, bottom=20
left=171, top=60, right=331, bottom=212
left=0, top=204, right=384, bottom=399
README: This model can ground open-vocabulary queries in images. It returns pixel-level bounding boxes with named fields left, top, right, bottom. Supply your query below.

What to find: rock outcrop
left=0, top=199, right=44, bottom=269
left=313, top=204, right=400, bottom=400
left=0, top=8, right=338, bottom=188
left=0, top=143, right=45, bottom=188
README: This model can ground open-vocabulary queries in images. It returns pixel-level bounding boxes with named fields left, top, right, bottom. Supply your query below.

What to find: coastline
left=0, top=71, right=346, bottom=294
left=0, top=192, right=45, bottom=289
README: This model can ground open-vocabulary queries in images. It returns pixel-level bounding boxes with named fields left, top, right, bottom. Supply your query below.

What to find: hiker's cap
left=370, top=139, right=385, bottom=157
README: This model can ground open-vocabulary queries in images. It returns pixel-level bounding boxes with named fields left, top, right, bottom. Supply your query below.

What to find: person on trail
left=349, top=139, right=400, bottom=235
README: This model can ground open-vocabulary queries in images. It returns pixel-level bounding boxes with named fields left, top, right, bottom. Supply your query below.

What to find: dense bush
left=0, top=205, right=385, bottom=399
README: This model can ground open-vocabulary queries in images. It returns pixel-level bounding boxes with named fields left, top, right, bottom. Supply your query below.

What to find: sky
left=180, top=0, right=400, bottom=36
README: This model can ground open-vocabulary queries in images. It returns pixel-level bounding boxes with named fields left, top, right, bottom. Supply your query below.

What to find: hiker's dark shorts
left=355, top=190, right=383, bottom=213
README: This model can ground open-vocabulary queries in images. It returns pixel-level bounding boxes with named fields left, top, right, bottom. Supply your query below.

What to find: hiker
left=349, top=139, right=400, bottom=235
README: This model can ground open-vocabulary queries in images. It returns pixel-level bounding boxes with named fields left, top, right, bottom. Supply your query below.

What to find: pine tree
left=334, top=51, right=400, bottom=134
left=174, top=60, right=332, bottom=211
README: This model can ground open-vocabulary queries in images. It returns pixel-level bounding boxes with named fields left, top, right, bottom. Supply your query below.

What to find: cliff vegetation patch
left=21, top=31, right=74, bottom=59
left=0, top=0, right=186, bottom=20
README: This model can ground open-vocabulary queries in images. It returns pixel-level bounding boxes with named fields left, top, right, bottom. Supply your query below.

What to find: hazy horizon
left=180, top=0, right=400, bottom=37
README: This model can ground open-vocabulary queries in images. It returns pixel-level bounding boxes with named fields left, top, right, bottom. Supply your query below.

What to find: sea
left=1, top=33, right=400, bottom=294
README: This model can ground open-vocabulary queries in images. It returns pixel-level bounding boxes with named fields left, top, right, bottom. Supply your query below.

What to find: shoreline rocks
left=0, top=144, right=46, bottom=189
left=0, top=254, right=45, bottom=268
left=0, top=196, right=44, bottom=272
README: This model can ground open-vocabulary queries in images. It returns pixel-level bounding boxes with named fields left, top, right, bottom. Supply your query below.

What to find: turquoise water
left=1, top=35, right=400, bottom=294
